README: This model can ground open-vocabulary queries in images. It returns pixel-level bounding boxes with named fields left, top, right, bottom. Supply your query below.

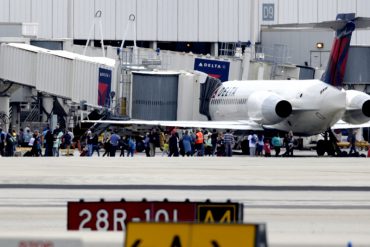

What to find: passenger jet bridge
left=0, top=43, right=117, bottom=131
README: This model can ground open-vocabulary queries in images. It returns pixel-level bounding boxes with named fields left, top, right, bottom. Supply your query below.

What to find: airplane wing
left=332, top=120, right=370, bottom=129
left=82, top=119, right=264, bottom=131
left=266, top=17, right=370, bottom=30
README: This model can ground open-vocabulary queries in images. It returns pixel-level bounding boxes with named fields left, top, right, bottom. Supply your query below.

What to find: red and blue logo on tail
left=323, top=13, right=356, bottom=87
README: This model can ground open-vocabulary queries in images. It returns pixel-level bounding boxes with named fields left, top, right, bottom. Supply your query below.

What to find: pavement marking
left=2, top=184, right=370, bottom=191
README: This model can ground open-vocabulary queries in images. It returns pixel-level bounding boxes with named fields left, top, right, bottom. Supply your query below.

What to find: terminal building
left=0, top=0, right=369, bottom=135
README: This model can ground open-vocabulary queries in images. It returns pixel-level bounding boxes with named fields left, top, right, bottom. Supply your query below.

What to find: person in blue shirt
left=127, top=137, right=136, bottom=157
left=182, top=130, right=192, bottom=156
left=0, top=128, right=5, bottom=156
left=109, top=130, right=121, bottom=157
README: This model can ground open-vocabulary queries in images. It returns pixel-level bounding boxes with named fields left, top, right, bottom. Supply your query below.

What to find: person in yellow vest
left=195, top=129, right=204, bottom=156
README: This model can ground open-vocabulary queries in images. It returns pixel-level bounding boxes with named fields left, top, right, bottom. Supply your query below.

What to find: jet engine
left=247, top=91, right=292, bottom=125
left=342, top=90, right=370, bottom=124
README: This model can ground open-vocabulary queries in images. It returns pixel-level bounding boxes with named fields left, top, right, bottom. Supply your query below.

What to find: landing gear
left=316, top=129, right=341, bottom=156
left=316, top=139, right=336, bottom=156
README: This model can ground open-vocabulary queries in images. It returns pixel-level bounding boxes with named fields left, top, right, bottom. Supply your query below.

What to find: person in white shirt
left=248, top=132, right=258, bottom=156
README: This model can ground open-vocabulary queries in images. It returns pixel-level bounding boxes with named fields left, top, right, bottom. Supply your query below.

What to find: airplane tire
left=316, top=140, right=326, bottom=156
left=326, top=141, right=335, bottom=156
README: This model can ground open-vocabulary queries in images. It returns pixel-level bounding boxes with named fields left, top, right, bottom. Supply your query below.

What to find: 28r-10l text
left=78, top=208, right=178, bottom=231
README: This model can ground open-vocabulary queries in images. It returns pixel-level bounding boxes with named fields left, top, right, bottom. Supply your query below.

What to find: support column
left=42, top=96, right=54, bottom=123
left=0, top=95, right=10, bottom=132
left=241, top=47, right=252, bottom=80
left=150, top=41, right=157, bottom=50
left=10, top=103, right=20, bottom=132
left=211, top=42, right=218, bottom=57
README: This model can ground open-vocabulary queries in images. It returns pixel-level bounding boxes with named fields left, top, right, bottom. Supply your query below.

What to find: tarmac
left=0, top=153, right=370, bottom=246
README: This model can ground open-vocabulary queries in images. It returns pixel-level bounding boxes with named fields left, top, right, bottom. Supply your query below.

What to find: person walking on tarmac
left=223, top=129, right=234, bottom=157
left=271, top=133, right=282, bottom=157
left=211, top=129, right=218, bottom=156
left=143, top=132, right=150, bottom=157
left=195, top=129, right=204, bottom=156
left=168, top=131, right=179, bottom=157
left=248, top=132, right=258, bottom=156
left=149, top=129, right=159, bottom=157
left=348, top=130, right=358, bottom=156
left=283, top=131, right=294, bottom=157
left=0, top=127, right=5, bottom=157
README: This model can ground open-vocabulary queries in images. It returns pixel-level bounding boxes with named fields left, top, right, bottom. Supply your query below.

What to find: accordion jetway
left=0, top=43, right=117, bottom=107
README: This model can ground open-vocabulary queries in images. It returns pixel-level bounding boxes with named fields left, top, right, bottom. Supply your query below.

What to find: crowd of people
left=246, top=130, right=295, bottom=157
left=0, top=124, right=73, bottom=157
left=81, top=128, right=296, bottom=158
left=0, top=124, right=297, bottom=157
left=83, top=128, right=236, bottom=158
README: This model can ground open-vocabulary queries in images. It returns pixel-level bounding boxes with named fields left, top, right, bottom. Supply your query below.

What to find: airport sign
left=125, top=222, right=267, bottom=247
left=67, top=200, right=243, bottom=231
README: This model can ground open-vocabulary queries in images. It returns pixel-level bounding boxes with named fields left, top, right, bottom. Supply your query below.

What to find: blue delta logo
left=198, top=62, right=227, bottom=70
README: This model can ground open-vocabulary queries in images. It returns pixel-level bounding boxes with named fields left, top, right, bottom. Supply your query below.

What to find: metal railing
left=23, top=103, right=39, bottom=123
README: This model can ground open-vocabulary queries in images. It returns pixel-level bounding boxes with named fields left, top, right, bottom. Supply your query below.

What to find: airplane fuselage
left=209, top=79, right=346, bottom=135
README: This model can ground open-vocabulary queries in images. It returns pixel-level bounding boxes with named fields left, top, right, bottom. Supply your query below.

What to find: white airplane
left=84, top=14, right=370, bottom=156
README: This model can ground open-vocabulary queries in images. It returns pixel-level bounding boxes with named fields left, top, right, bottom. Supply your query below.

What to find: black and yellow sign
left=125, top=222, right=266, bottom=247
left=197, top=202, right=242, bottom=223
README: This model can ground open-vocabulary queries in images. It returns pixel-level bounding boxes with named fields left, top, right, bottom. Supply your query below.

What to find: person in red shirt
left=264, top=139, right=271, bottom=157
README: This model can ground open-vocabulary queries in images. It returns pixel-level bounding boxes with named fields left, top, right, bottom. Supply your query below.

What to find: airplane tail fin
left=322, top=13, right=356, bottom=87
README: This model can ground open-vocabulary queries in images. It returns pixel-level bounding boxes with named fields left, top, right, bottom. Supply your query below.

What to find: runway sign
left=67, top=200, right=243, bottom=231
left=197, top=203, right=241, bottom=223
left=125, top=222, right=266, bottom=247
